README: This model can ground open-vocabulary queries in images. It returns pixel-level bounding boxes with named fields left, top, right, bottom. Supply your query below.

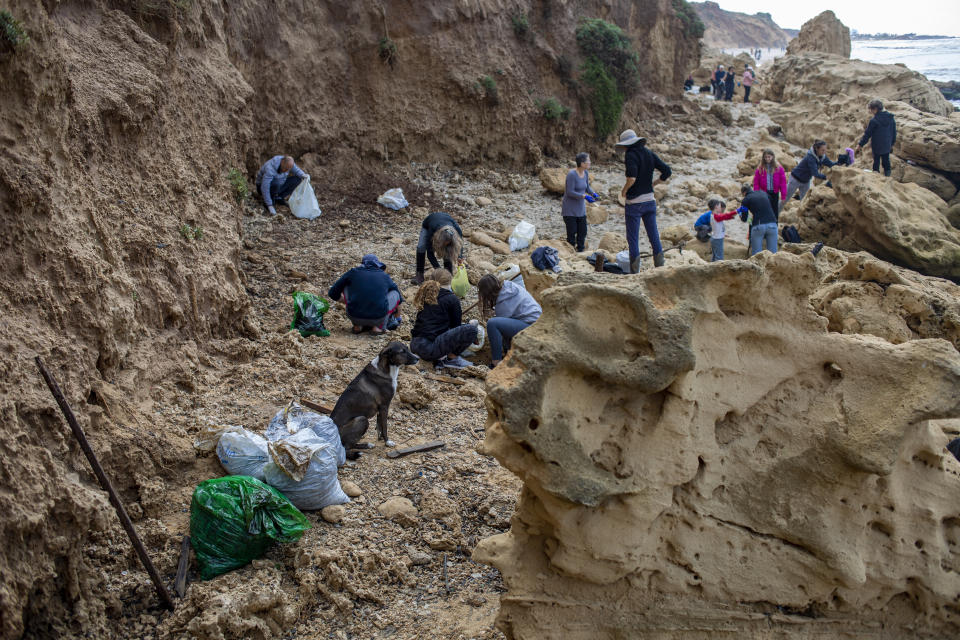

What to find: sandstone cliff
left=692, top=1, right=789, bottom=49
left=476, top=252, right=960, bottom=639
left=0, top=1, right=701, bottom=636
left=786, top=10, right=851, bottom=58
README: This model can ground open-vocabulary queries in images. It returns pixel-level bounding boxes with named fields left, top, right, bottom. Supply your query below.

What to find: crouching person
left=478, top=274, right=542, bottom=368
left=328, top=254, right=402, bottom=335
left=410, top=269, right=477, bottom=369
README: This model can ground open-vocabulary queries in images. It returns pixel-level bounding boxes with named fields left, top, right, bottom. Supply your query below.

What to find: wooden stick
left=301, top=399, right=334, bottom=415
left=443, top=552, right=450, bottom=595
left=386, top=440, right=445, bottom=459
left=35, top=356, right=175, bottom=611
left=175, top=536, right=191, bottom=599
left=424, top=373, right=466, bottom=386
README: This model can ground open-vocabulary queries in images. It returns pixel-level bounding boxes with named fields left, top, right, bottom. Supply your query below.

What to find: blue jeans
left=710, top=237, right=724, bottom=261
left=749, top=222, right=778, bottom=255
left=487, top=317, right=531, bottom=361
left=624, top=201, right=662, bottom=263
left=257, top=175, right=302, bottom=203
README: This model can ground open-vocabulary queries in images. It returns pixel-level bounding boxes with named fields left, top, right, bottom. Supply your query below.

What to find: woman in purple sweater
left=561, top=152, right=598, bottom=253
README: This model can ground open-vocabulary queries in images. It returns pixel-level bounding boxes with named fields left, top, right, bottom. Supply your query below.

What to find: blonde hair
left=430, top=268, right=452, bottom=286
left=414, top=281, right=441, bottom=310
left=432, top=225, right=462, bottom=265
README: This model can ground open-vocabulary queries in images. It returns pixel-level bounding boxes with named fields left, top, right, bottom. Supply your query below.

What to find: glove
left=592, top=191, right=599, bottom=199
left=585, top=194, right=596, bottom=203
left=736, top=205, right=748, bottom=214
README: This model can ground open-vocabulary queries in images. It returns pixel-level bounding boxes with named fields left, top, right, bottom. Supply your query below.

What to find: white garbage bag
left=377, top=188, right=409, bottom=210
left=508, top=220, right=536, bottom=251
left=463, top=322, right=485, bottom=356
left=288, top=177, right=322, bottom=220
left=266, top=401, right=346, bottom=466
left=216, top=428, right=270, bottom=480
left=262, top=429, right=350, bottom=511
left=616, top=250, right=632, bottom=273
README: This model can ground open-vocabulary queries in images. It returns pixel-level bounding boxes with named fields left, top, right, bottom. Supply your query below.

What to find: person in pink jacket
left=742, top=65, right=756, bottom=103
left=753, top=149, right=787, bottom=215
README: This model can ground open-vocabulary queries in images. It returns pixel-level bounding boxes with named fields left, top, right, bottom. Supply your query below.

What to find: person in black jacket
left=414, top=211, right=464, bottom=284
left=410, top=269, right=478, bottom=369
left=854, top=99, right=897, bottom=177
left=724, top=70, right=735, bottom=101
left=328, top=254, right=402, bottom=334
left=739, top=185, right=779, bottom=256
left=783, top=140, right=836, bottom=205
left=616, top=129, right=671, bottom=272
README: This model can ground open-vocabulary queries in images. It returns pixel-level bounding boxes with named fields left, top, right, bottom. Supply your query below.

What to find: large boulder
left=540, top=168, right=567, bottom=194
left=475, top=252, right=960, bottom=639
left=794, top=167, right=960, bottom=280
left=786, top=10, right=850, bottom=58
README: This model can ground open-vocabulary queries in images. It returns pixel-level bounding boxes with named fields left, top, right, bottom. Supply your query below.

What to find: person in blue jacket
left=783, top=140, right=836, bottom=205
left=328, top=254, right=402, bottom=334
left=854, top=99, right=897, bottom=177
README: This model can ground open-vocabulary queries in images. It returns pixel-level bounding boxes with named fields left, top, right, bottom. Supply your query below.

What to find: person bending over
left=409, top=269, right=478, bottom=369
left=256, top=155, right=309, bottom=216
left=855, top=99, right=897, bottom=177
left=413, top=211, right=463, bottom=284
left=784, top=140, right=835, bottom=204
left=328, top=254, right=402, bottom=335
left=561, top=152, right=597, bottom=253
left=478, top=274, right=542, bottom=368
left=739, top=185, right=779, bottom=256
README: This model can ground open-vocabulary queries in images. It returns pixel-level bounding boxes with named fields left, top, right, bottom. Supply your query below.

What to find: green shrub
left=575, top=18, right=638, bottom=96
left=580, top=58, right=622, bottom=140
left=180, top=224, right=203, bottom=241
left=480, top=75, right=499, bottom=104
left=511, top=12, right=529, bottom=38
left=227, top=168, right=249, bottom=203
left=378, top=36, right=397, bottom=66
left=671, top=0, right=705, bottom=39
left=536, top=97, right=571, bottom=121
left=0, top=10, right=29, bottom=51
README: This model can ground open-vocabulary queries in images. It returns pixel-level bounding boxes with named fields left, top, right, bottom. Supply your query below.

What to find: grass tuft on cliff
left=536, top=97, right=571, bottom=121
left=576, top=19, right=637, bottom=139
left=0, top=9, right=29, bottom=52
left=671, top=0, right=705, bottom=39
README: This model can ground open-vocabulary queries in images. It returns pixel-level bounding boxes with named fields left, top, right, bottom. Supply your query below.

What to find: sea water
left=853, top=38, right=960, bottom=108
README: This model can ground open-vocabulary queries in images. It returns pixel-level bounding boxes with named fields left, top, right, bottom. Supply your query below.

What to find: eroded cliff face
left=692, top=1, right=789, bottom=49
left=786, top=10, right=850, bottom=58
left=475, top=251, right=960, bottom=639
left=0, top=1, right=699, bottom=636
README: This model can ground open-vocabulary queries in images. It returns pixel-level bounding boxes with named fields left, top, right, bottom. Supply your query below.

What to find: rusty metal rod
left=35, top=356, right=175, bottom=611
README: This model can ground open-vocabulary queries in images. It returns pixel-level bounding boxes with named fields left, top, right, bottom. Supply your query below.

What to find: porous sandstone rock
left=786, top=10, right=850, bottom=58
left=539, top=168, right=567, bottom=194
left=476, top=252, right=960, bottom=639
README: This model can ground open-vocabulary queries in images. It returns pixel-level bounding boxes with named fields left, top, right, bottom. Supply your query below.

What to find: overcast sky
left=712, top=1, right=960, bottom=36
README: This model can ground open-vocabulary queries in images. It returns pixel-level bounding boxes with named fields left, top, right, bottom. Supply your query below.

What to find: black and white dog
left=331, top=341, right=419, bottom=459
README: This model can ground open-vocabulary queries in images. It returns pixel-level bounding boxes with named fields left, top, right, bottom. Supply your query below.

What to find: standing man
left=854, top=99, right=897, bottom=177
left=714, top=65, right=725, bottom=99
left=617, top=129, right=671, bottom=272
left=784, top=140, right=836, bottom=205
left=256, top=155, right=309, bottom=215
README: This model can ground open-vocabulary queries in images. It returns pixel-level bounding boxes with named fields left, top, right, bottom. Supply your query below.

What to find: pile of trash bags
left=213, top=402, right=350, bottom=511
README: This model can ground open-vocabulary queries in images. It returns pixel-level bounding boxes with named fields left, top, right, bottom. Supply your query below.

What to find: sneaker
left=440, top=355, right=473, bottom=369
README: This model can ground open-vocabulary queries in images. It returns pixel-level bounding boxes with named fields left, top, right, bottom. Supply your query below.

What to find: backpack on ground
left=781, top=225, right=801, bottom=243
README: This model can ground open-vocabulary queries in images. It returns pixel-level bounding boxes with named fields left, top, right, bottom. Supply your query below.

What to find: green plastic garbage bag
left=190, top=475, right=311, bottom=580
left=290, top=291, right=330, bottom=337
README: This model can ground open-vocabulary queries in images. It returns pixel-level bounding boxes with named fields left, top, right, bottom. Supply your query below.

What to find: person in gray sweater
left=561, top=152, right=598, bottom=252
left=478, top=275, right=542, bottom=367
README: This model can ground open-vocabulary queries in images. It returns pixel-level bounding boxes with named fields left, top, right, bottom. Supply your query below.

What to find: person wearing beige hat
left=616, top=129, right=671, bottom=272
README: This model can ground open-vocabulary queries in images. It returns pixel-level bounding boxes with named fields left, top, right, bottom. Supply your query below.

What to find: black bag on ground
left=781, top=225, right=801, bottom=243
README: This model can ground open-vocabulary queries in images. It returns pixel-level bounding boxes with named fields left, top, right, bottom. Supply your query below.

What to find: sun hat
left=615, top=129, right=646, bottom=147
left=361, top=254, right=387, bottom=269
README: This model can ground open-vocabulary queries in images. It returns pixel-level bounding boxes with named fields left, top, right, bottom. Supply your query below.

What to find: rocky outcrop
left=692, top=2, right=789, bottom=49
left=476, top=251, right=960, bottom=639
left=786, top=10, right=851, bottom=58
left=789, top=168, right=960, bottom=281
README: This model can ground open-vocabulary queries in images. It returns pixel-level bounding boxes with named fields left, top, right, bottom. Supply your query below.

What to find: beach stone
left=586, top=202, right=608, bottom=224
left=320, top=505, right=345, bottom=524
left=598, top=232, right=628, bottom=254
left=475, top=196, right=493, bottom=207
left=341, top=480, right=362, bottom=497
left=404, top=545, right=432, bottom=566
left=709, top=102, right=733, bottom=126
left=378, top=497, right=419, bottom=527
left=540, top=168, right=567, bottom=194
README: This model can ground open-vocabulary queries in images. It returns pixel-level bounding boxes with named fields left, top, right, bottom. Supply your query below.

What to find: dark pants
left=410, top=324, right=478, bottom=363
left=487, top=317, right=531, bottom=362
left=744, top=86, right=751, bottom=102
left=725, top=85, right=734, bottom=101
left=873, top=153, right=891, bottom=176
left=624, top=201, right=661, bottom=264
left=563, top=216, right=587, bottom=252
left=766, top=190, right=780, bottom=217
left=257, top=175, right=302, bottom=204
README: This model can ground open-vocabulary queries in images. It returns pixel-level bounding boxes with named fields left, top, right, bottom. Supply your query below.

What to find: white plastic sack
left=463, top=322, right=485, bottom=356
left=216, top=428, right=270, bottom=480
left=262, top=429, right=349, bottom=511
left=496, top=263, right=520, bottom=281
left=266, top=401, right=346, bottom=466
left=288, top=177, right=322, bottom=220
left=508, top=221, right=536, bottom=251
left=616, top=250, right=631, bottom=273
left=377, top=188, right=409, bottom=210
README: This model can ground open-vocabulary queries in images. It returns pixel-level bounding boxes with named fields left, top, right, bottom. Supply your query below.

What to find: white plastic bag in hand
left=508, top=220, right=536, bottom=251
left=377, top=188, right=409, bottom=210
left=288, top=177, right=322, bottom=220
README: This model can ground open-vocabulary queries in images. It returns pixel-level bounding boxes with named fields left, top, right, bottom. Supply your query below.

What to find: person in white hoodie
left=477, top=274, right=542, bottom=367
